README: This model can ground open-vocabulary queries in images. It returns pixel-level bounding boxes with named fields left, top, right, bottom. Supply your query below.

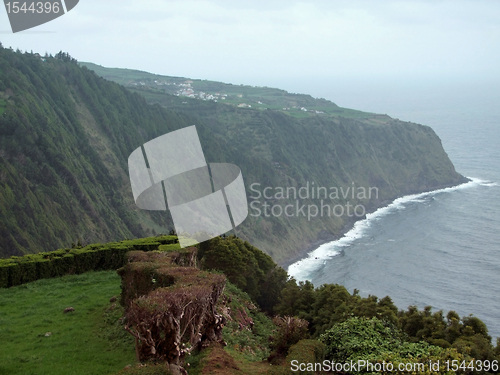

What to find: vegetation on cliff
left=1, top=235, right=499, bottom=374
left=0, top=46, right=467, bottom=264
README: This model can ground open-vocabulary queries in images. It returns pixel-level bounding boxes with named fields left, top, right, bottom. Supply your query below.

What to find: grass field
left=0, top=271, right=136, bottom=375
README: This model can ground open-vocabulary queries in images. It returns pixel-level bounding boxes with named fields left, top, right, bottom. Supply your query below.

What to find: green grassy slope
left=0, top=271, right=135, bottom=375
left=0, top=272, right=277, bottom=375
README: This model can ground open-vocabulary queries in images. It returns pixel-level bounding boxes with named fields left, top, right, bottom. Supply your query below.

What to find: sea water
left=287, top=78, right=500, bottom=341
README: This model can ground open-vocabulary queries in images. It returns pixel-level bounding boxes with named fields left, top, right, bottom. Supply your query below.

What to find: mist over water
left=287, top=78, right=500, bottom=341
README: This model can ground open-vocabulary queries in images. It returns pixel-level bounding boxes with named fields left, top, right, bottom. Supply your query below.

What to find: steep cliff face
left=210, top=109, right=468, bottom=265
left=0, top=48, right=466, bottom=263
left=81, top=64, right=468, bottom=264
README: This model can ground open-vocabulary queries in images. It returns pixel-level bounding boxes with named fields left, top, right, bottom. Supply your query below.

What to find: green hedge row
left=0, top=235, right=179, bottom=288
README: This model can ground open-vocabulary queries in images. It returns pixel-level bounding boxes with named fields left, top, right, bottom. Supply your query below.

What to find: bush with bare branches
left=118, top=248, right=227, bottom=373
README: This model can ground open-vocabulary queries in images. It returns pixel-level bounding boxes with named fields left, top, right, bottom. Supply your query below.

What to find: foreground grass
left=0, top=271, right=136, bottom=375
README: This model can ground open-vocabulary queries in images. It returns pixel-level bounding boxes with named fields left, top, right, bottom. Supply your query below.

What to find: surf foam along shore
left=287, top=177, right=495, bottom=282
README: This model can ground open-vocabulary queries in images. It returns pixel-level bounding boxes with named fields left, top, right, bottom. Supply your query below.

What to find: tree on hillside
left=198, top=236, right=287, bottom=313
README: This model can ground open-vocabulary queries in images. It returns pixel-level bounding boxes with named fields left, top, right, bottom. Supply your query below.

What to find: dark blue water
left=287, top=79, right=500, bottom=341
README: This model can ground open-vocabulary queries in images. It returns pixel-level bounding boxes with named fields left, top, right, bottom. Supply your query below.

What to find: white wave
left=468, top=177, right=499, bottom=187
left=479, top=181, right=499, bottom=187
left=287, top=177, right=482, bottom=281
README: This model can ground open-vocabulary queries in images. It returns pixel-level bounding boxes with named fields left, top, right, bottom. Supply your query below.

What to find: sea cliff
left=0, top=48, right=466, bottom=264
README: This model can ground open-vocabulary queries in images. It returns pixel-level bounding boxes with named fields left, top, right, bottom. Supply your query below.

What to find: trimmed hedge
left=119, top=248, right=227, bottom=366
left=0, top=235, right=178, bottom=288
left=117, top=247, right=198, bottom=307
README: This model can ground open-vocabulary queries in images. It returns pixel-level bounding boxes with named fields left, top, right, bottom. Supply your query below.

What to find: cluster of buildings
left=173, top=81, right=227, bottom=102
left=131, top=79, right=228, bottom=102
left=130, top=79, right=325, bottom=115
left=282, top=106, right=324, bottom=114
left=296, top=106, right=324, bottom=114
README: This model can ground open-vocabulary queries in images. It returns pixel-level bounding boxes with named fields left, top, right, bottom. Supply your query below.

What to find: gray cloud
left=1, top=0, right=499, bottom=86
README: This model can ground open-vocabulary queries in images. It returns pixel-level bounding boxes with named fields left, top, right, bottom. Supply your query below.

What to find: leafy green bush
left=320, top=316, right=471, bottom=375
left=275, top=279, right=399, bottom=336
left=198, top=236, right=287, bottom=313
left=398, top=305, right=499, bottom=364
left=364, top=344, right=469, bottom=375
left=320, top=316, right=400, bottom=363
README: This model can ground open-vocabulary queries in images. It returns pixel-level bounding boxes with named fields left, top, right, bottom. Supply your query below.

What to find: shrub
left=119, top=247, right=227, bottom=371
left=320, top=317, right=399, bottom=363
left=269, top=316, right=309, bottom=361
left=198, top=236, right=287, bottom=313
left=320, top=316, right=471, bottom=375
left=364, top=344, right=469, bottom=375
left=124, top=275, right=226, bottom=364
left=117, top=249, right=198, bottom=307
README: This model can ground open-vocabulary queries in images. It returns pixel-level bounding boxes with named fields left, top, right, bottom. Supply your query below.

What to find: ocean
left=286, top=78, right=500, bottom=341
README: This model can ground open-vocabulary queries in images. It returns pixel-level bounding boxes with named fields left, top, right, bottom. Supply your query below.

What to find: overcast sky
left=1, top=0, right=499, bottom=101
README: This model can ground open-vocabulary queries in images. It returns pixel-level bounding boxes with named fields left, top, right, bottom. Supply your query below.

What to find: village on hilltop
left=130, top=79, right=325, bottom=115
